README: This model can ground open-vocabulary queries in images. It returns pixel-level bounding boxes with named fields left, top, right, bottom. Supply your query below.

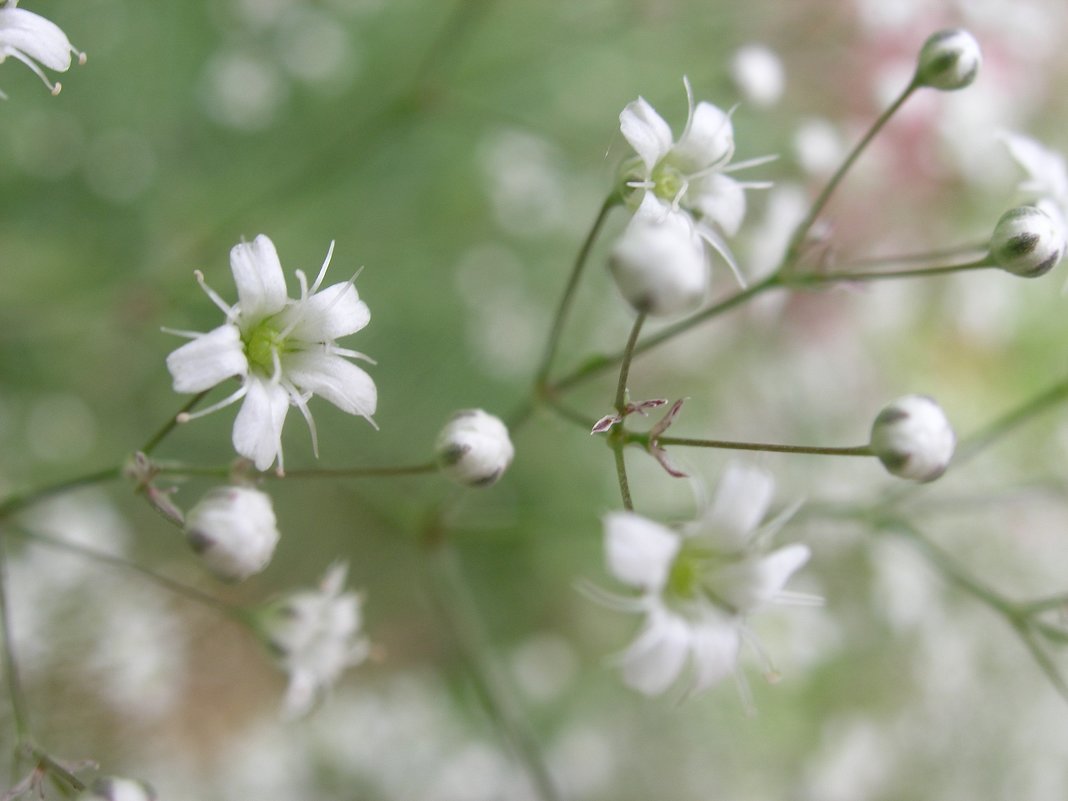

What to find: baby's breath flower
left=256, top=563, right=370, bottom=718
left=184, top=486, right=280, bottom=581
left=1001, top=132, right=1068, bottom=246
left=595, top=463, right=814, bottom=698
left=76, top=777, right=156, bottom=801
left=166, top=234, right=377, bottom=472
left=870, top=395, right=955, bottom=482
left=436, top=409, right=514, bottom=487
left=0, top=1, right=85, bottom=97
left=914, top=29, right=981, bottom=91
left=990, top=206, right=1065, bottom=278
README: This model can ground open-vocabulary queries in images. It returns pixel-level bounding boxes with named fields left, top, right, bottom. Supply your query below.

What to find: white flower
left=914, top=28, right=981, bottom=91
left=435, top=408, right=515, bottom=487
left=1001, top=132, right=1068, bottom=246
left=184, top=485, right=281, bottom=581
left=258, top=563, right=370, bottom=718
left=990, top=205, right=1064, bottom=278
left=0, top=1, right=85, bottom=97
left=618, top=78, right=773, bottom=285
left=730, top=44, right=784, bottom=108
left=598, top=463, right=813, bottom=697
left=166, top=234, right=377, bottom=472
left=76, top=777, right=157, bottom=801
left=869, top=395, right=955, bottom=482
left=608, top=193, right=709, bottom=316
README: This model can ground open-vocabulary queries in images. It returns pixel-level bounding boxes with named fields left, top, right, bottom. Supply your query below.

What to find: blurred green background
left=2, top=0, right=1068, bottom=799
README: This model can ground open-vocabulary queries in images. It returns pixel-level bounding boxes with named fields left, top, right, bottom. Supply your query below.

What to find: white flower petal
left=619, top=607, right=691, bottom=695
left=283, top=350, right=377, bottom=418
left=712, top=544, right=811, bottom=612
left=689, top=617, right=741, bottom=693
left=699, top=462, right=775, bottom=549
left=0, top=8, right=74, bottom=71
left=1002, top=131, right=1068, bottom=200
left=232, top=377, right=289, bottom=470
left=671, top=101, right=734, bottom=174
left=620, top=97, right=674, bottom=172
left=280, top=282, right=370, bottom=342
left=230, top=234, right=288, bottom=322
left=691, top=173, right=747, bottom=236
left=166, top=324, right=247, bottom=392
left=603, top=511, right=680, bottom=591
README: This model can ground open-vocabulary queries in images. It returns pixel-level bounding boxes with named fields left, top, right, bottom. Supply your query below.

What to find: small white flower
left=870, top=395, right=955, bottom=482
left=730, top=44, right=784, bottom=108
left=608, top=194, right=709, bottom=316
left=914, top=28, right=981, bottom=91
left=618, top=77, right=773, bottom=285
left=0, top=1, right=85, bottom=97
left=1001, top=132, right=1068, bottom=246
left=435, top=409, right=515, bottom=487
left=166, top=234, right=377, bottom=472
left=990, top=205, right=1065, bottom=278
left=598, top=463, right=813, bottom=698
left=76, top=777, right=157, bottom=801
left=184, top=486, right=280, bottom=581
left=258, top=563, right=370, bottom=718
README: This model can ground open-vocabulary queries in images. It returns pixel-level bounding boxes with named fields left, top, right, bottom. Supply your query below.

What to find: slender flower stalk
left=0, top=532, right=30, bottom=740
left=649, top=435, right=873, bottom=457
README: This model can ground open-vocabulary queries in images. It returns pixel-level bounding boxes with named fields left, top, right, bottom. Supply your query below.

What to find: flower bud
left=870, top=395, right=955, bottom=482
left=436, top=409, right=514, bottom=487
left=990, top=206, right=1064, bottom=277
left=609, top=202, right=708, bottom=316
left=77, top=777, right=156, bottom=801
left=914, top=29, right=981, bottom=91
left=184, top=486, right=280, bottom=581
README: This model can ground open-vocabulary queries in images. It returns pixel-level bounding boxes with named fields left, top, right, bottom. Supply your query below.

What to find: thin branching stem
left=650, top=435, right=873, bottom=457
left=784, top=257, right=994, bottom=286
left=0, top=467, right=122, bottom=522
left=0, top=533, right=30, bottom=741
left=141, top=391, right=209, bottom=456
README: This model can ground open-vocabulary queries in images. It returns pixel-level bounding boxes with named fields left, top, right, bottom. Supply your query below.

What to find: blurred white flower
left=609, top=193, right=709, bottom=316
left=0, top=1, right=84, bottom=97
left=435, top=409, right=515, bottom=487
left=258, top=563, right=370, bottom=718
left=597, top=463, right=813, bottom=697
left=730, top=44, right=784, bottom=107
left=1002, top=131, right=1068, bottom=244
left=166, top=234, right=377, bottom=472
left=76, top=776, right=157, bottom=801
left=618, top=78, right=773, bottom=284
left=184, top=485, right=281, bottom=581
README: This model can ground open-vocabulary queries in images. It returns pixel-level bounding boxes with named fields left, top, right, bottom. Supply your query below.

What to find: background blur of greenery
left=3, top=0, right=1068, bottom=799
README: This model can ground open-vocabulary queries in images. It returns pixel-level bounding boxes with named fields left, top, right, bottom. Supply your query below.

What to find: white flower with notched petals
left=0, top=1, right=85, bottom=97
left=597, top=463, right=814, bottom=698
left=166, top=234, right=377, bottom=472
left=257, top=563, right=370, bottom=718
left=1001, top=132, right=1068, bottom=246
left=618, top=78, right=773, bottom=285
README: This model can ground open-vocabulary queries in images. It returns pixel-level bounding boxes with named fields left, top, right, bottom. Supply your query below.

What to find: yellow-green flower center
left=244, top=319, right=285, bottom=375
left=650, top=162, right=686, bottom=203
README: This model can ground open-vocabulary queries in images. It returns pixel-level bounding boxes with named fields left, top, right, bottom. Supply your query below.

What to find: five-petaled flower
left=166, top=234, right=377, bottom=472
left=256, top=563, right=370, bottom=719
left=597, top=463, right=815, bottom=699
left=618, top=77, right=773, bottom=285
left=0, top=0, right=85, bottom=97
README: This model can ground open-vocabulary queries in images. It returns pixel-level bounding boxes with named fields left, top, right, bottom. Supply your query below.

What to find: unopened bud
left=609, top=202, right=708, bottom=317
left=184, top=486, right=280, bottom=581
left=436, top=409, right=515, bottom=487
left=870, top=395, right=955, bottom=482
left=914, top=29, right=981, bottom=91
left=77, top=777, right=156, bottom=801
left=990, top=206, right=1064, bottom=277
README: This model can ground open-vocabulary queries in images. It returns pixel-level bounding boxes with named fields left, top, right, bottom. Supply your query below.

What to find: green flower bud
left=915, top=29, right=981, bottom=91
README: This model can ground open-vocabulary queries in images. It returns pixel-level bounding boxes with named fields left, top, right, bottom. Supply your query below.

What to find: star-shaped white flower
left=0, top=1, right=85, bottom=97
left=597, top=463, right=815, bottom=698
left=1001, top=131, right=1068, bottom=245
left=166, top=234, right=377, bottom=472
left=257, top=563, right=370, bottom=719
left=619, top=78, right=774, bottom=285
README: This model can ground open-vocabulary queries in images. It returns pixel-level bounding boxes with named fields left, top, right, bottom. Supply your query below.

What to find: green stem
left=24, top=747, right=87, bottom=793
left=0, top=466, right=122, bottom=521
left=614, top=311, right=647, bottom=413
left=783, top=81, right=917, bottom=269
left=535, top=193, right=620, bottom=391
left=424, top=543, right=563, bottom=801
left=8, top=527, right=250, bottom=625
left=842, top=240, right=989, bottom=268
left=955, top=376, right=1068, bottom=465
left=612, top=434, right=633, bottom=510
left=786, top=257, right=993, bottom=287
left=0, top=532, right=30, bottom=740
left=141, top=391, right=209, bottom=456
left=650, top=435, right=873, bottom=457
left=277, top=462, right=439, bottom=480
